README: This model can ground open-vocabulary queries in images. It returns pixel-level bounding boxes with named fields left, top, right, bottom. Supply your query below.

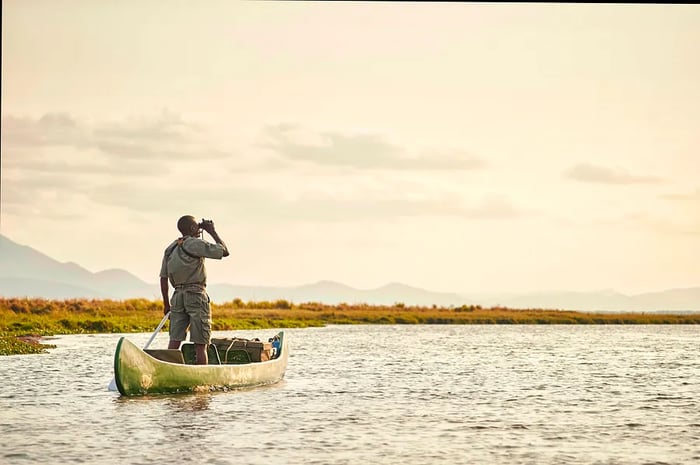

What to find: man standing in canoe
left=160, top=215, right=229, bottom=364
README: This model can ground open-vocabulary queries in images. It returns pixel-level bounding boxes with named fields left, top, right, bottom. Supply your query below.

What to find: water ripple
left=1, top=326, right=699, bottom=464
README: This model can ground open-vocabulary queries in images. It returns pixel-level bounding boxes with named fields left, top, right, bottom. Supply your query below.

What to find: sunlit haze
left=2, top=2, right=698, bottom=296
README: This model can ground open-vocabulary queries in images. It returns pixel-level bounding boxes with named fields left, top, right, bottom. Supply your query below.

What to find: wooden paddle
left=107, top=311, right=171, bottom=391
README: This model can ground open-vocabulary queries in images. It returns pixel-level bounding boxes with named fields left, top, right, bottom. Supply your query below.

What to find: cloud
left=1, top=111, right=229, bottom=163
left=459, top=196, right=525, bottom=219
left=658, top=188, right=700, bottom=235
left=260, top=123, right=486, bottom=170
left=2, top=114, right=510, bottom=225
left=87, top=183, right=281, bottom=214
left=613, top=212, right=700, bottom=237
left=85, top=178, right=525, bottom=223
left=263, top=191, right=524, bottom=222
left=661, top=187, right=700, bottom=202
left=1, top=174, right=92, bottom=220
left=565, top=163, right=664, bottom=185
left=2, top=156, right=162, bottom=176
left=2, top=113, right=91, bottom=150
left=92, top=110, right=195, bottom=143
left=94, top=139, right=228, bottom=160
left=1, top=201, right=85, bottom=221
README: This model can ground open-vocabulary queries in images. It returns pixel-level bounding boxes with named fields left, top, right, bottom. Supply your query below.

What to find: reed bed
left=1, top=297, right=698, bottom=355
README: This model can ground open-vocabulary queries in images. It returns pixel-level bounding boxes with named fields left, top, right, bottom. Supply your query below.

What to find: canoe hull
left=114, top=332, right=289, bottom=396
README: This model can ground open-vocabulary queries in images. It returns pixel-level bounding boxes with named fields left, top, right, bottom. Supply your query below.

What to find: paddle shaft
left=143, top=311, right=171, bottom=350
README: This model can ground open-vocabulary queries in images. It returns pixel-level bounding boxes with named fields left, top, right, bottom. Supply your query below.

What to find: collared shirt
left=160, top=236, right=225, bottom=288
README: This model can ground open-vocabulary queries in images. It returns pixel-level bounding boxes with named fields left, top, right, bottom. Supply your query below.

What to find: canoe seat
left=181, top=343, right=222, bottom=365
left=144, top=349, right=185, bottom=364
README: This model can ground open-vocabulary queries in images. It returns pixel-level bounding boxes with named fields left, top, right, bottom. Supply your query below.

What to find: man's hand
left=160, top=276, right=171, bottom=316
left=201, top=220, right=216, bottom=235
left=201, top=220, right=229, bottom=257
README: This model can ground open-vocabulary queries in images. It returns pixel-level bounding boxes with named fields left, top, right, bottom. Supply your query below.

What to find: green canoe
left=113, top=331, right=288, bottom=396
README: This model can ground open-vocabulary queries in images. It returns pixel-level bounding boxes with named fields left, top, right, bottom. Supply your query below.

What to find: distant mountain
left=0, top=277, right=105, bottom=300
left=631, top=287, right=700, bottom=311
left=473, top=288, right=700, bottom=312
left=207, top=280, right=470, bottom=307
left=0, top=234, right=158, bottom=300
left=91, top=268, right=156, bottom=298
left=0, top=233, right=697, bottom=311
left=481, top=290, right=634, bottom=312
left=366, top=282, right=471, bottom=307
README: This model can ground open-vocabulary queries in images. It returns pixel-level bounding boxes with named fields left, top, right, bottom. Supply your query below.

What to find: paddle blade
left=107, top=378, right=118, bottom=392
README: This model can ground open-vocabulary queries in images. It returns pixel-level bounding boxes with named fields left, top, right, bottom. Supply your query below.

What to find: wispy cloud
left=2, top=113, right=514, bottom=225
left=269, top=191, right=525, bottom=222
left=1, top=111, right=229, bottom=164
left=565, top=163, right=664, bottom=185
left=87, top=183, right=281, bottom=213
left=1, top=173, right=93, bottom=220
left=1, top=111, right=233, bottom=220
left=661, top=187, right=700, bottom=202
left=2, top=113, right=90, bottom=148
left=260, top=123, right=486, bottom=170
left=286, top=189, right=526, bottom=221
left=3, top=157, right=162, bottom=176
left=85, top=176, right=525, bottom=223
left=612, top=212, right=700, bottom=237
left=657, top=188, right=700, bottom=235
left=93, top=110, right=195, bottom=143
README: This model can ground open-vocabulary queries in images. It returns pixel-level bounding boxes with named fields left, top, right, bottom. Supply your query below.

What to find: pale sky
left=2, top=1, right=699, bottom=296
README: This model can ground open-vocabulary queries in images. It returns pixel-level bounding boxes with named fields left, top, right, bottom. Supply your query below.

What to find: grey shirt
left=160, top=236, right=226, bottom=288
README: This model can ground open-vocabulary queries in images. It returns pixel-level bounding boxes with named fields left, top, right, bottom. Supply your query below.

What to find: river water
left=1, top=325, right=699, bottom=465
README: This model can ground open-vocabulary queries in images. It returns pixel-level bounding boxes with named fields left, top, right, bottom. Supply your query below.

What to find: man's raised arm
left=201, top=221, right=229, bottom=257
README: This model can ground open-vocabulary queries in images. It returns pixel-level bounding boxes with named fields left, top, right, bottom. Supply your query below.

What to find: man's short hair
left=177, top=215, right=197, bottom=235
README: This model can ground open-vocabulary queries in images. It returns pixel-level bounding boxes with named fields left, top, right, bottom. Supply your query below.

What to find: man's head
left=177, top=215, right=199, bottom=237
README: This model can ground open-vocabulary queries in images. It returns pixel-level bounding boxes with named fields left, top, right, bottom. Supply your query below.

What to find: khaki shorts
left=169, top=290, right=212, bottom=344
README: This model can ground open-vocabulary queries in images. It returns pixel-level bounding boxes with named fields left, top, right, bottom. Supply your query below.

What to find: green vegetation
left=0, top=335, right=57, bottom=355
left=1, top=297, right=698, bottom=355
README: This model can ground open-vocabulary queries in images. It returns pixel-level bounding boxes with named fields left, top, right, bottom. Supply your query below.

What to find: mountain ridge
left=0, top=234, right=697, bottom=311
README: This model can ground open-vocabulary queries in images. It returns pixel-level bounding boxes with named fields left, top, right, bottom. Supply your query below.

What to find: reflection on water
left=113, top=392, right=213, bottom=412
left=2, top=325, right=700, bottom=465
left=166, top=393, right=212, bottom=412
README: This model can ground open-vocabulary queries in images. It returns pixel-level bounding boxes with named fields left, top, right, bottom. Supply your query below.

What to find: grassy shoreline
left=1, top=297, right=698, bottom=355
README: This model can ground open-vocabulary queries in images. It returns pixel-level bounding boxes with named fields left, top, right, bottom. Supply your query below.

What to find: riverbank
left=1, top=297, right=698, bottom=355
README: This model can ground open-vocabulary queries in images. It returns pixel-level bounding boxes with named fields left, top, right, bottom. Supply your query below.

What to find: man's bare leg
left=194, top=343, right=208, bottom=365
left=168, top=340, right=181, bottom=350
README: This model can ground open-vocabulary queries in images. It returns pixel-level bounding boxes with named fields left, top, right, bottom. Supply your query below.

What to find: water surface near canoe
left=2, top=325, right=699, bottom=465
